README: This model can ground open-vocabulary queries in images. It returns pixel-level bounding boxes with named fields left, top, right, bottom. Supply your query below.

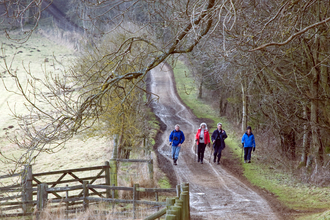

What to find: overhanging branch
left=250, top=16, right=330, bottom=51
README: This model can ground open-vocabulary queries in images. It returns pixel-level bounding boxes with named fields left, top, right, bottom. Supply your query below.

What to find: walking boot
left=201, top=160, right=203, bottom=164
left=213, top=156, right=216, bottom=163
left=174, top=159, right=177, bottom=165
left=248, top=160, right=251, bottom=163
left=198, top=158, right=200, bottom=163
left=244, top=160, right=247, bottom=163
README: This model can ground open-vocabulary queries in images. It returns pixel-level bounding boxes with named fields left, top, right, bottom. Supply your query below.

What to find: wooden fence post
left=181, top=182, right=189, bottom=194
left=65, top=184, right=69, bottom=219
left=166, top=208, right=177, bottom=219
left=134, top=183, right=140, bottom=200
left=148, top=159, right=154, bottom=180
left=143, top=138, right=147, bottom=156
left=133, top=184, right=136, bottom=220
left=109, top=159, right=118, bottom=198
left=36, top=183, right=48, bottom=220
left=171, top=206, right=180, bottom=219
left=181, top=183, right=190, bottom=220
left=173, top=205, right=182, bottom=220
left=83, top=181, right=89, bottom=211
left=165, top=214, right=176, bottom=220
left=166, top=198, right=175, bottom=209
left=133, top=183, right=140, bottom=219
left=175, top=199, right=183, bottom=209
left=180, top=191, right=189, bottom=220
left=112, top=184, right=115, bottom=211
left=110, top=134, right=118, bottom=198
left=155, top=188, right=158, bottom=202
left=105, top=161, right=111, bottom=198
left=155, top=186, right=160, bottom=220
left=22, top=164, right=33, bottom=214
left=144, top=138, right=150, bottom=157
left=176, top=184, right=181, bottom=198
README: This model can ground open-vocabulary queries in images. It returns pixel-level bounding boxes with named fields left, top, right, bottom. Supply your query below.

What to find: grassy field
left=0, top=30, right=171, bottom=191
left=0, top=31, right=162, bottom=184
left=0, top=32, right=114, bottom=183
left=172, top=59, right=330, bottom=219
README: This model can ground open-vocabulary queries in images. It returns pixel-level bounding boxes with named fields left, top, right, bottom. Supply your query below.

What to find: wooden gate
left=0, top=161, right=111, bottom=218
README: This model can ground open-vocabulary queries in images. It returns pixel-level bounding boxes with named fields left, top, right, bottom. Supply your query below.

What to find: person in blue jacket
left=241, top=126, right=256, bottom=163
left=169, top=124, right=185, bottom=165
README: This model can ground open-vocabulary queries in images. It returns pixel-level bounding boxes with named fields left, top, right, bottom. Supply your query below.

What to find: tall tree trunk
left=280, top=128, right=296, bottom=160
left=219, top=93, right=227, bottom=116
left=241, top=79, right=247, bottom=132
left=219, top=96, right=222, bottom=116
left=319, top=17, right=328, bottom=165
left=310, top=0, right=323, bottom=166
left=117, top=116, right=125, bottom=159
left=311, top=66, right=321, bottom=165
left=198, top=78, right=203, bottom=99
left=112, top=134, right=119, bottom=159
left=301, top=104, right=308, bottom=165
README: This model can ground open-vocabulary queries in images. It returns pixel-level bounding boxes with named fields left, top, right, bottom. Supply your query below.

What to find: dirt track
left=150, top=64, right=280, bottom=220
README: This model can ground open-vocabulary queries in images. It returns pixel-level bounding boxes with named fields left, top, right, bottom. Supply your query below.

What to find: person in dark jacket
left=195, top=122, right=211, bottom=164
left=211, top=122, right=227, bottom=164
left=169, top=124, right=185, bottom=165
left=241, top=126, right=256, bottom=163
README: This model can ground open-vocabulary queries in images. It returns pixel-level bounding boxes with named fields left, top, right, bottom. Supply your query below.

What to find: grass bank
left=172, top=60, right=330, bottom=219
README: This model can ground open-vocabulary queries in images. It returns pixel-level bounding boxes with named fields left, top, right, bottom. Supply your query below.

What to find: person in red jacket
left=195, top=123, right=211, bottom=164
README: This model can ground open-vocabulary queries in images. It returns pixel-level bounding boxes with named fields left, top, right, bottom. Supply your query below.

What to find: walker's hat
left=199, top=123, right=208, bottom=130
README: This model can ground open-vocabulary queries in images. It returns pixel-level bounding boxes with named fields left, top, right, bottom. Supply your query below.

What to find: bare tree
left=184, top=0, right=330, bottom=182
left=1, top=0, right=241, bottom=172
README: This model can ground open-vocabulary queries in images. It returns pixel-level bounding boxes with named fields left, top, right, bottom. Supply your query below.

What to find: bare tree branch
left=251, top=16, right=330, bottom=51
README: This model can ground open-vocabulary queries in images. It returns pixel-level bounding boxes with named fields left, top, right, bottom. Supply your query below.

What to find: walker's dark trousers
left=213, top=147, right=222, bottom=162
left=244, top=147, right=253, bottom=161
left=198, top=143, right=206, bottom=162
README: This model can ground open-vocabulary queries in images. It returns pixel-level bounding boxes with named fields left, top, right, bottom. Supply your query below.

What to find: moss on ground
left=158, top=176, right=171, bottom=189
left=172, top=60, right=330, bottom=218
left=297, top=211, right=330, bottom=220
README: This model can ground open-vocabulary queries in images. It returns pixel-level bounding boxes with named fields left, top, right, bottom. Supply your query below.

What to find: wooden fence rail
left=0, top=161, right=111, bottom=218
left=144, top=182, right=191, bottom=220
left=0, top=159, right=165, bottom=219
left=35, top=181, right=178, bottom=220
left=0, top=173, right=21, bottom=180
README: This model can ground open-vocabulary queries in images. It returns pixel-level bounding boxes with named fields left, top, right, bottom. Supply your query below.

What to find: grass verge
left=147, top=108, right=171, bottom=189
left=172, top=59, right=330, bottom=219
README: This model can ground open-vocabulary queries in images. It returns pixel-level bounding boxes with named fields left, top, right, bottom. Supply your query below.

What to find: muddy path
left=149, top=64, right=280, bottom=220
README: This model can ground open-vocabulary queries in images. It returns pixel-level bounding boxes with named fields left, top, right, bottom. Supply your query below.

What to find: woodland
left=1, top=0, right=330, bottom=186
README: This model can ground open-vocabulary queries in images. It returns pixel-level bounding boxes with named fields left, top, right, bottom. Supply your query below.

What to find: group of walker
left=169, top=123, right=255, bottom=165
